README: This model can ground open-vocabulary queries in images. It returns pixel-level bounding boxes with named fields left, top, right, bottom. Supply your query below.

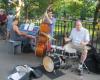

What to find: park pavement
left=0, top=40, right=100, bottom=80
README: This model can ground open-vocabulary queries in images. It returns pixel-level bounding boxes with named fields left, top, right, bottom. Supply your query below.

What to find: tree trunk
left=16, top=0, right=23, bottom=18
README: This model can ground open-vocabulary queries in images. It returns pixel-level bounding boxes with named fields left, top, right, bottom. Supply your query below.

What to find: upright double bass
left=35, top=6, right=52, bottom=57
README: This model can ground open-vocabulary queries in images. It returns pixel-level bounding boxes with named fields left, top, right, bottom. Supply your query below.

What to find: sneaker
left=78, top=64, right=83, bottom=75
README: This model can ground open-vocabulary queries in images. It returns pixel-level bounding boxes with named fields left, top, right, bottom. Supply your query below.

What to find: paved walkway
left=0, top=40, right=100, bottom=80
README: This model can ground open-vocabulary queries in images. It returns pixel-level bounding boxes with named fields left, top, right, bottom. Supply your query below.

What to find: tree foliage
left=53, top=0, right=96, bottom=19
left=0, top=0, right=96, bottom=19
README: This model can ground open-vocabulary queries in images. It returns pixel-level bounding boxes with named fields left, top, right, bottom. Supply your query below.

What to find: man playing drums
left=64, top=20, right=90, bottom=75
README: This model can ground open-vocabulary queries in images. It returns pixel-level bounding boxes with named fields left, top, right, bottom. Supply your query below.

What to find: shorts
left=63, top=42, right=88, bottom=53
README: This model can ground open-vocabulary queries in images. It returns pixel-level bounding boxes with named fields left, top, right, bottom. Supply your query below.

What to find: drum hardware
left=62, top=51, right=79, bottom=70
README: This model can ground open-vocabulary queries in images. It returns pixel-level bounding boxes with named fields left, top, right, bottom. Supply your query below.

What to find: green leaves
left=0, top=0, right=96, bottom=19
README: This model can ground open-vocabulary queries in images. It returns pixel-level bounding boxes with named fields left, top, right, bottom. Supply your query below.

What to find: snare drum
left=51, top=45, right=64, bottom=50
left=63, top=44, right=77, bottom=58
left=43, top=55, right=61, bottom=72
left=51, top=45, right=64, bottom=54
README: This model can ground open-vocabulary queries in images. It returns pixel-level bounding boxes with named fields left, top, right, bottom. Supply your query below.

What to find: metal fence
left=35, top=19, right=100, bottom=53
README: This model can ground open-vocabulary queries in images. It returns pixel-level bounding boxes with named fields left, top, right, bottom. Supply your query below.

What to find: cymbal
left=40, top=32, right=56, bottom=41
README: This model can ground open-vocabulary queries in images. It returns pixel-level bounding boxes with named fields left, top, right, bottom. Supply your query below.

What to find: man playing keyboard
left=10, top=18, right=33, bottom=41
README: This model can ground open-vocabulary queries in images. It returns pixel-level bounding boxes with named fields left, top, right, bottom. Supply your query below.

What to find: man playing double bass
left=35, top=9, right=56, bottom=57
left=42, top=9, right=56, bottom=42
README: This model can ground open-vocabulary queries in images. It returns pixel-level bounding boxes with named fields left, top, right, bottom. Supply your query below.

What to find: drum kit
left=42, top=40, right=91, bottom=73
left=43, top=44, right=65, bottom=72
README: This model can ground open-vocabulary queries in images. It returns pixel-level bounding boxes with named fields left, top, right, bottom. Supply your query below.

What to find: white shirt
left=69, top=27, right=90, bottom=45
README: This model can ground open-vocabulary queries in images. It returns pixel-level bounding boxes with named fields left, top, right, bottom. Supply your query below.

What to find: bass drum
left=43, top=55, right=61, bottom=72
